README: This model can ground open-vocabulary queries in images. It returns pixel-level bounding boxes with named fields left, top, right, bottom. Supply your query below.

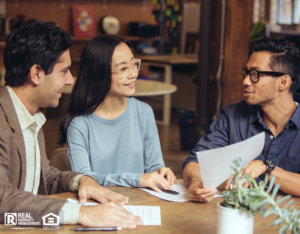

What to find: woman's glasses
left=242, top=67, right=294, bottom=83
left=112, top=59, right=141, bottom=79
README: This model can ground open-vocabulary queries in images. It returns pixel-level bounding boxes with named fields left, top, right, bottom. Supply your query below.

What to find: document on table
left=67, top=198, right=161, bottom=225
left=139, top=179, right=223, bottom=202
left=196, top=132, right=265, bottom=189
left=124, top=206, right=161, bottom=225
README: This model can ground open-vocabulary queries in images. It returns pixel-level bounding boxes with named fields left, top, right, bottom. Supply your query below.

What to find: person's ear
left=279, top=75, right=291, bottom=91
left=29, top=65, right=44, bottom=86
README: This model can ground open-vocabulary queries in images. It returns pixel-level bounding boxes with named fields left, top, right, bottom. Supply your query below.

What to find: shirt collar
left=249, top=105, right=262, bottom=124
left=289, top=101, right=300, bottom=129
left=7, top=86, right=46, bottom=131
left=249, top=94, right=300, bottom=129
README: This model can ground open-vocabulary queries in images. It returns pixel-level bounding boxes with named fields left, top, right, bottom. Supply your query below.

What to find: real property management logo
left=5, top=212, right=40, bottom=226
left=4, top=212, right=60, bottom=228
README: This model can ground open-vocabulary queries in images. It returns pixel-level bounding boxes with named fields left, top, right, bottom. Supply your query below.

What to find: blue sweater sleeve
left=143, top=106, right=165, bottom=173
left=67, top=119, right=143, bottom=188
left=183, top=108, right=230, bottom=169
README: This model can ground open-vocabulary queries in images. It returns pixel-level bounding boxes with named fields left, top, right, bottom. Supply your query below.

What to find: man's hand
left=188, top=179, right=217, bottom=203
left=224, top=160, right=267, bottom=189
left=156, top=167, right=177, bottom=185
left=140, top=171, right=173, bottom=193
left=78, top=176, right=129, bottom=206
left=78, top=203, right=143, bottom=228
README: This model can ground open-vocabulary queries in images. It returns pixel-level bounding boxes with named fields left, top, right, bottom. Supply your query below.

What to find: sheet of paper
left=123, top=206, right=161, bottom=225
left=140, top=179, right=223, bottom=202
left=67, top=198, right=98, bottom=206
left=67, top=198, right=161, bottom=225
left=196, top=132, right=265, bottom=189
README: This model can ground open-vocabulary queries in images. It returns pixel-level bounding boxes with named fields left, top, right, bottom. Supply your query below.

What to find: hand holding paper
left=196, top=132, right=265, bottom=189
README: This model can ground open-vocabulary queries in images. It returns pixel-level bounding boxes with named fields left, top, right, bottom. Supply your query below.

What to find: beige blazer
left=0, top=86, right=80, bottom=225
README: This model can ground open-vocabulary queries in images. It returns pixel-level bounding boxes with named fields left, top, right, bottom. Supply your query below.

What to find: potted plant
left=219, top=158, right=300, bottom=234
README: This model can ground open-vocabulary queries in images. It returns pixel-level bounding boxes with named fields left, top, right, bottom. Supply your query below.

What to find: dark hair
left=59, top=35, right=127, bottom=145
left=4, top=20, right=72, bottom=87
left=251, top=37, right=300, bottom=93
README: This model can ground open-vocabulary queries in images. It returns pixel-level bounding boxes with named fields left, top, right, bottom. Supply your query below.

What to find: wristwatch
left=260, top=160, right=276, bottom=179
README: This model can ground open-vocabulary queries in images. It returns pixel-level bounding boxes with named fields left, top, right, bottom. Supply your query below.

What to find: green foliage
left=249, top=19, right=268, bottom=56
left=221, top=158, right=300, bottom=234
left=249, top=19, right=268, bottom=43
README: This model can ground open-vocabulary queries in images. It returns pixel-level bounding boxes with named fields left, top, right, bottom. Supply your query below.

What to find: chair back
left=50, top=148, right=70, bottom=171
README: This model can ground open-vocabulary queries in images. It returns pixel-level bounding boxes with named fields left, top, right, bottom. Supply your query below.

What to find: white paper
left=67, top=198, right=99, bottom=206
left=140, top=179, right=223, bottom=202
left=196, top=132, right=265, bottom=189
left=123, top=206, right=161, bottom=225
left=67, top=198, right=161, bottom=225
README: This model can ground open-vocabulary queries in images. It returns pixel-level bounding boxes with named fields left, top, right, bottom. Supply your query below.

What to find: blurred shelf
left=270, top=30, right=300, bottom=36
left=72, top=35, right=160, bottom=42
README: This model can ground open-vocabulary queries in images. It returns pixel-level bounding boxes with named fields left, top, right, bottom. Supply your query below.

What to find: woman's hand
left=140, top=171, right=173, bottom=193
left=156, top=167, right=177, bottom=185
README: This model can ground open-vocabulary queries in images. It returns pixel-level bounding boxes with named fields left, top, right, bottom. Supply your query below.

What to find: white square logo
left=42, top=213, right=60, bottom=226
left=4, top=213, right=17, bottom=225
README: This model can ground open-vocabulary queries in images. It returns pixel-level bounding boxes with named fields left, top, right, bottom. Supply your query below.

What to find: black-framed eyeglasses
left=242, top=67, right=294, bottom=83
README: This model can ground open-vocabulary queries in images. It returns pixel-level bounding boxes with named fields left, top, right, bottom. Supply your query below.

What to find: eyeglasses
left=112, top=59, right=141, bottom=79
left=242, top=67, right=294, bottom=83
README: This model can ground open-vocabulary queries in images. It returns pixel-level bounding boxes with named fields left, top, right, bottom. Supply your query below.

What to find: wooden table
left=63, top=79, right=177, bottom=126
left=138, top=54, right=198, bottom=125
left=133, top=80, right=177, bottom=125
left=1, top=185, right=295, bottom=233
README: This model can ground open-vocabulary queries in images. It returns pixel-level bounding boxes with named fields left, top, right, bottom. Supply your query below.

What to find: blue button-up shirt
left=183, top=94, right=300, bottom=177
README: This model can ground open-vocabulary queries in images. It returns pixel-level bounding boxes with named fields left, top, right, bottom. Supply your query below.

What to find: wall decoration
left=152, top=0, right=183, bottom=54
left=72, top=5, right=96, bottom=37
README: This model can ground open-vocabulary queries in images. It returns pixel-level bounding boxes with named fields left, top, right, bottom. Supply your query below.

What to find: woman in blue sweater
left=59, top=35, right=176, bottom=192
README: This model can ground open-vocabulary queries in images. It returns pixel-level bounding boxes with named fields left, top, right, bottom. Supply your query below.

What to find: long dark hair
left=59, top=35, right=127, bottom=145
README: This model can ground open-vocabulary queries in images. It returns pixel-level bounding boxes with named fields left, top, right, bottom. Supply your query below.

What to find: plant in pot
left=218, top=158, right=300, bottom=234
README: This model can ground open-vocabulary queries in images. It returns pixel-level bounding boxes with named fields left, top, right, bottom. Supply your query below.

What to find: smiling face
left=37, top=49, right=74, bottom=108
left=109, top=42, right=138, bottom=97
left=243, top=51, right=279, bottom=105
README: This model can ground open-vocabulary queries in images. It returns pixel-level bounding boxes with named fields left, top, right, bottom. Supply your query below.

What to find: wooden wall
left=6, top=0, right=152, bottom=35
left=5, top=0, right=153, bottom=74
left=221, top=0, right=253, bottom=106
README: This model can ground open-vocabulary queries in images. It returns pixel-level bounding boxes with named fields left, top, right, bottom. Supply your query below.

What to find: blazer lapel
left=0, top=86, right=27, bottom=190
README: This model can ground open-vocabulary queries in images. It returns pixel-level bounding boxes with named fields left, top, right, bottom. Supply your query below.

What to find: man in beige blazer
left=0, top=21, right=142, bottom=228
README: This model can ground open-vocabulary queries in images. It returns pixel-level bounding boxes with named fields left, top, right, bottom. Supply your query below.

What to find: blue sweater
left=66, top=97, right=165, bottom=187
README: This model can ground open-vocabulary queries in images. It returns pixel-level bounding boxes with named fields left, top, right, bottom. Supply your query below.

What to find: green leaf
left=266, top=175, right=276, bottom=194
left=283, top=200, right=294, bottom=210
left=276, top=195, right=291, bottom=205
left=291, top=209, right=298, bottom=221
left=270, top=218, right=284, bottom=227
left=260, top=204, right=266, bottom=215
left=279, top=224, right=288, bottom=234
left=264, top=207, right=274, bottom=218
left=271, top=184, right=281, bottom=199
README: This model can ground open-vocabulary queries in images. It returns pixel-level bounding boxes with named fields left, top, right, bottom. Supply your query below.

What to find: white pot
left=217, top=202, right=254, bottom=234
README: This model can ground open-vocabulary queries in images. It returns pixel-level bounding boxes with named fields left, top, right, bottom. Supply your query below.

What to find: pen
left=71, top=227, right=122, bottom=231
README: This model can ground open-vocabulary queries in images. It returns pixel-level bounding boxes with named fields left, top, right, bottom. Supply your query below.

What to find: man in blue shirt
left=183, top=38, right=300, bottom=203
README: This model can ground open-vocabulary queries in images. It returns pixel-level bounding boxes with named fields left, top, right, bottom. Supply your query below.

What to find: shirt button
left=270, top=135, right=274, bottom=139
